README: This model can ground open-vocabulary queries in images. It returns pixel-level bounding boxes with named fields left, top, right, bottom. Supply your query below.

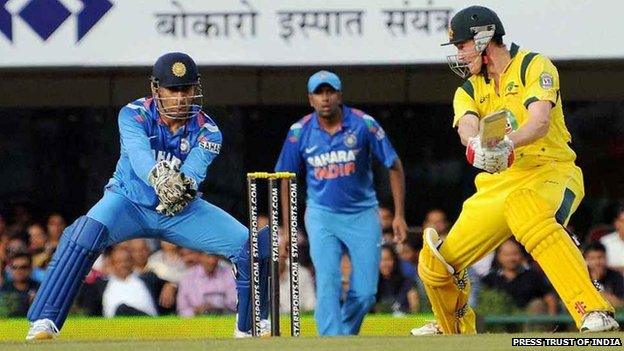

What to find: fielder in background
left=275, top=70, right=408, bottom=335
left=411, top=6, right=618, bottom=336
left=26, top=52, right=272, bottom=340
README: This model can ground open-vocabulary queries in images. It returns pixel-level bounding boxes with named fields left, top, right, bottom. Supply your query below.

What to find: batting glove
left=466, top=136, right=514, bottom=173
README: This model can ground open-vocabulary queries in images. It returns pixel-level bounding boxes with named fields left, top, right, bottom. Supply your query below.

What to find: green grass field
left=2, top=333, right=623, bottom=351
left=0, top=315, right=621, bottom=351
left=0, top=314, right=433, bottom=340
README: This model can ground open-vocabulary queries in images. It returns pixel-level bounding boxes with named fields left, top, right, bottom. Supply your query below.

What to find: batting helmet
left=442, top=6, right=505, bottom=47
left=150, top=52, right=203, bottom=120
left=442, top=6, right=505, bottom=79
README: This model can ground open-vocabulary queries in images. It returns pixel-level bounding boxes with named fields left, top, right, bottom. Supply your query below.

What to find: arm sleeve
left=522, top=55, right=560, bottom=108
left=118, top=107, right=156, bottom=185
left=180, top=123, right=222, bottom=187
left=452, top=85, right=479, bottom=127
left=364, top=115, right=398, bottom=169
left=274, top=126, right=303, bottom=173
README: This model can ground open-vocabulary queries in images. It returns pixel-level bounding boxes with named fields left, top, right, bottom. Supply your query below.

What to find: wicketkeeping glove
left=148, top=161, right=197, bottom=216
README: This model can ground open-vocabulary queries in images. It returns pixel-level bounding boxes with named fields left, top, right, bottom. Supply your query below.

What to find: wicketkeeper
left=26, top=52, right=272, bottom=339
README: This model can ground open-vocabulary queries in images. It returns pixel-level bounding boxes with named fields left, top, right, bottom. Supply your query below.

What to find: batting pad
left=28, top=216, right=108, bottom=329
left=505, top=189, right=614, bottom=327
left=418, top=229, right=476, bottom=334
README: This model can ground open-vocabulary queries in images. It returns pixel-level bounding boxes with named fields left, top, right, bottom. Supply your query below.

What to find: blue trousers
left=87, top=190, right=247, bottom=260
left=305, top=206, right=381, bottom=335
left=28, top=189, right=249, bottom=329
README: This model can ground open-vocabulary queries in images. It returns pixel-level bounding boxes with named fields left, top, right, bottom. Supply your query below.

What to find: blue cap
left=307, top=70, right=341, bottom=93
left=151, top=52, right=200, bottom=88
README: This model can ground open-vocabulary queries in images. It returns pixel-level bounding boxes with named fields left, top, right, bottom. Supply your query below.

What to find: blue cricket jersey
left=105, top=97, right=222, bottom=208
left=275, top=105, right=398, bottom=213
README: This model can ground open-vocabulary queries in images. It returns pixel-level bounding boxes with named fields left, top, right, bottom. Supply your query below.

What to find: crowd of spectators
left=1, top=203, right=623, bottom=326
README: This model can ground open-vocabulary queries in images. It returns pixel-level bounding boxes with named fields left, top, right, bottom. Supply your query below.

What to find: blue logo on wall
left=0, top=0, right=113, bottom=42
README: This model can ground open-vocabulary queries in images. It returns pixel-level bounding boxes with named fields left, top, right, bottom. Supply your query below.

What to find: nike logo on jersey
left=305, top=145, right=318, bottom=154
left=149, top=135, right=158, bottom=139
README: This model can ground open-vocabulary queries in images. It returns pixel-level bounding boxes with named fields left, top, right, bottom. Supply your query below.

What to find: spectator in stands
left=481, top=239, right=557, bottom=315
left=278, top=240, right=315, bottom=314
left=5, top=236, right=28, bottom=261
left=128, top=239, right=152, bottom=273
left=23, top=224, right=47, bottom=283
left=177, top=253, right=237, bottom=317
left=0, top=213, right=7, bottom=242
left=379, top=206, right=394, bottom=233
left=127, top=238, right=180, bottom=314
left=8, top=204, right=32, bottom=235
left=583, top=242, right=624, bottom=309
left=396, top=228, right=429, bottom=312
left=1, top=236, right=29, bottom=284
left=27, top=223, right=49, bottom=269
left=422, top=208, right=450, bottom=239
left=0, top=252, right=39, bottom=317
left=397, top=227, right=423, bottom=281
left=378, top=206, right=395, bottom=244
left=146, top=241, right=188, bottom=283
left=257, top=214, right=269, bottom=231
left=102, top=247, right=158, bottom=317
left=375, top=244, right=417, bottom=314
left=179, top=248, right=201, bottom=268
left=45, top=213, right=66, bottom=251
left=599, top=206, right=624, bottom=274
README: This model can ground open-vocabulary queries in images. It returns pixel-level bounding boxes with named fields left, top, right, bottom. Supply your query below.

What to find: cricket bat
left=479, top=110, right=508, bottom=149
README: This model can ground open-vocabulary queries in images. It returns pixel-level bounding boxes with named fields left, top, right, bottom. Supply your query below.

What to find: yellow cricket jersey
left=452, top=43, right=576, bottom=167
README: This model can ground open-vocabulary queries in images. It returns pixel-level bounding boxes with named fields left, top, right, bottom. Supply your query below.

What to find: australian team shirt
left=453, top=43, right=576, bottom=168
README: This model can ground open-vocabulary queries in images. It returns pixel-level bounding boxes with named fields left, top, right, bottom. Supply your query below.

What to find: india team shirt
left=453, top=43, right=576, bottom=167
left=275, top=105, right=398, bottom=213
left=106, top=97, right=223, bottom=208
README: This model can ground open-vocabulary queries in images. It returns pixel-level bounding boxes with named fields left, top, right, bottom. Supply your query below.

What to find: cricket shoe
left=233, top=319, right=271, bottom=338
left=410, top=321, right=443, bottom=336
left=26, top=318, right=60, bottom=340
left=580, top=311, right=619, bottom=332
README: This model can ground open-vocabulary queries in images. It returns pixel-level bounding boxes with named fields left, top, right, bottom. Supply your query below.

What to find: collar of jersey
left=311, top=104, right=352, bottom=131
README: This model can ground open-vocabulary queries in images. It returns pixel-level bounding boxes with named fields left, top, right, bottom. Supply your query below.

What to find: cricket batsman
left=26, top=52, right=272, bottom=339
left=411, top=6, right=619, bottom=335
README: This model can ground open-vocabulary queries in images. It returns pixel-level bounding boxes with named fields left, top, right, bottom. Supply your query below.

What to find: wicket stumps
left=247, top=172, right=301, bottom=337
